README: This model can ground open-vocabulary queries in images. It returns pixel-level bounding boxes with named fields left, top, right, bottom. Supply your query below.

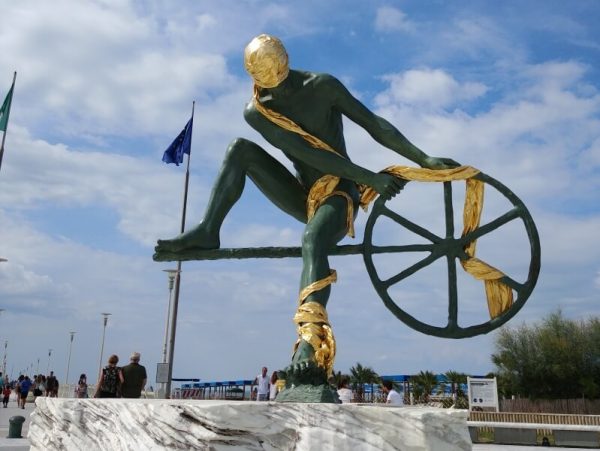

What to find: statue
left=154, top=35, right=540, bottom=401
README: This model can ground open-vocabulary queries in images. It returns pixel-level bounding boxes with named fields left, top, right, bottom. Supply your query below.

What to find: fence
left=500, top=398, right=600, bottom=415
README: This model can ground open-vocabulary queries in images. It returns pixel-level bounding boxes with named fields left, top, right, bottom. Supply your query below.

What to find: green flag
left=0, top=81, right=14, bottom=132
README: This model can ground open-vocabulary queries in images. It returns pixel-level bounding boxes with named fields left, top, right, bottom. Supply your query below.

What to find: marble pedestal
left=29, top=398, right=472, bottom=451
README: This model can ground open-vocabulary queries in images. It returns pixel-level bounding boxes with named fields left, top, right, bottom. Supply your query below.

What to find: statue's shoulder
left=299, top=71, right=339, bottom=89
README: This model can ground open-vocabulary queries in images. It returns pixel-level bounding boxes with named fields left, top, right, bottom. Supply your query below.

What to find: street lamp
left=65, top=331, right=76, bottom=387
left=97, top=313, right=111, bottom=382
left=2, top=340, right=7, bottom=376
left=46, top=349, right=53, bottom=374
left=159, top=269, right=179, bottom=398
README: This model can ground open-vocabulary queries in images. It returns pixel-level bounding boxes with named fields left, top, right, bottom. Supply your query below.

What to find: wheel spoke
left=460, top=207, right=520, bottom=245
left=370, top=244, right=435, bottom=254
left=500, top=275, right=524, bottom=293
left=447, top=255, right=458, bottom=328
left=444, top=182, right=455, bottom=239
left=381, top=205, right=443, bottom=243
left=383, top=252, right=443, bottom=288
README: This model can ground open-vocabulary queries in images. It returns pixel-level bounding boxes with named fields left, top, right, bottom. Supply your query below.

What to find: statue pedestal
left=29, top=398, right=472, bottom=450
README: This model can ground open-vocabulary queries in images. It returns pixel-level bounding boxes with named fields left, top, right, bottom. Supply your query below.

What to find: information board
left=467, top=377, right=499, bottom=411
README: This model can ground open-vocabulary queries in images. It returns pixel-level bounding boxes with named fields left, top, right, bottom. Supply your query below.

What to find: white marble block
left=29, top=398, right=472, bottom=451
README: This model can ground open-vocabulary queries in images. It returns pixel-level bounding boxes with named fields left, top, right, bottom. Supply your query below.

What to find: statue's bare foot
left=155, top=222, right=220, bottom=253
left=281, top=340, right=327, bottom=387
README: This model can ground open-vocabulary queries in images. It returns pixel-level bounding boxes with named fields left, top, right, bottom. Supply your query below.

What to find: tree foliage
left=349, top=362, right=381, bottom=402
left=492, top=311, right=600, bottom=399
left=411, top=370, right=438, bottom=403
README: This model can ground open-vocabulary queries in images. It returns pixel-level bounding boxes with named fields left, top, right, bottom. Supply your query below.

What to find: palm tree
left=443, top=370, right=468, bottom=399
left=411, top=370, right=438, bottom=403
left=349, top=362, right=381, bottom=402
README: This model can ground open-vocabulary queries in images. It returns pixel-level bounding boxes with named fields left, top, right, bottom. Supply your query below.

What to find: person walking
left=269, top=371, right=279, bottom=401
left=46, top=371, right=59, bottom=397
left=19, top=375, right=32, bottom=409
left=94, top=354, right=123, bottom=398
left=382, top=380, right=403, bottom=406
left=120, top=352, right=147, bottom=399
left=77, top=374, right=88, bottom=398
left=254, top=366, right=270, bottom=401
left=2, top=383, right=10, bottom=407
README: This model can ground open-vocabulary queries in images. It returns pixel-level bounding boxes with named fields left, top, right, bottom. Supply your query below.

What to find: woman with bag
left=94, top=355, right=124, bottom=398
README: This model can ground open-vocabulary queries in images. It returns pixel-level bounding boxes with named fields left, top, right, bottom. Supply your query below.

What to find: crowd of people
left=0, top=350, right=148, bottom=407
left=0, top=370, right=60, bottom=408
left=251, top=366, right=404, bottom=405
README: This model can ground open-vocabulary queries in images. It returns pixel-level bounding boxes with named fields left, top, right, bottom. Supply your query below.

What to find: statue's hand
left=422, top=156, right=461, bottom=170
left=371, top=173, right=407, bottom=201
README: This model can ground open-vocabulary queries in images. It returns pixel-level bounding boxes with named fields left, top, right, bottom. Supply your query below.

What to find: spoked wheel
left=362, top=172, right=540, bottom=338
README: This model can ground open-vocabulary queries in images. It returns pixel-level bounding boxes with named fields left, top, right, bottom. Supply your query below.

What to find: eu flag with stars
left=162, top=116, right=193, bottom=165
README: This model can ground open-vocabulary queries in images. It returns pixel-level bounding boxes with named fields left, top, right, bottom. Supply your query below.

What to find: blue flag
left=162, top=116, right=193, bottom=165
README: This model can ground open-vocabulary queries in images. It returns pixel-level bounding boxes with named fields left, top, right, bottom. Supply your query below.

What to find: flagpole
left=0, top=71, right=16, bottom=173
left=165, top=101, right=195, bottom=398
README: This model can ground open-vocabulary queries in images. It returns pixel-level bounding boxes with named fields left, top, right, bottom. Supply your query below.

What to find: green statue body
left=155, top=35, right=458, bottom=399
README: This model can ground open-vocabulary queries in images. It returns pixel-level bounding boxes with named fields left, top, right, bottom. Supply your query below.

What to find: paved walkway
left=0, top=398, right=33, bottom=450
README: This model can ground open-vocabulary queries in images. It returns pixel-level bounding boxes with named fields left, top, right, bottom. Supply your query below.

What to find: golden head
left=244, top=34, right=289, bottom=88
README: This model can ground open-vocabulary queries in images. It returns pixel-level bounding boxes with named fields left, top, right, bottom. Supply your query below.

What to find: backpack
left=101, top=367, right=119, bottom=394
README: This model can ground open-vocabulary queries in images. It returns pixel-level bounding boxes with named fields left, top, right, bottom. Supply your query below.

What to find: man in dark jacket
left=120, top=352, right=147, bottom=398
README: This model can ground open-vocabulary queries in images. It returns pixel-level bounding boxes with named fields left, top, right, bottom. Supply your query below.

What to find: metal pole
left=2, top=340, right=7, bottom=376
left=65, top=331, right=76, bottom=387
left=165, top=101, right=194, bottom=399
left=46, top=349, right=53, bottom=374
left=160, top=269, right=178, bottom=399
left=36, top=357, right=40, bottom=375
left=0, top=309, right=4, bottom=376
left=97, top=313, right=111, bottom=382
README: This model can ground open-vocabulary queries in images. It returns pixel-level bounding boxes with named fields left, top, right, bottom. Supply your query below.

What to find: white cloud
left=375, top=69, right=487, bottom=111
left=374, top=6, right=414, bottom=33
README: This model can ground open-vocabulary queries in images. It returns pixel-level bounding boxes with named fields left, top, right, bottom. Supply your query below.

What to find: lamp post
left=159, top=269, right=179, bottom=398
left=2, top=340, right=7, bottom=376
left=97, top=313, right=111, bottom=382
left=0, top=309, right=4, bottom=375
left=165, top=264, right=183, bottom=399
left=46, top=349, right=53, bottom=374
left=65, top=331, right=76, bottom=387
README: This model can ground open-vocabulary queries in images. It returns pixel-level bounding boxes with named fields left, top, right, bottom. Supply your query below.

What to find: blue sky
left=0, top=0, right=599, bottom=387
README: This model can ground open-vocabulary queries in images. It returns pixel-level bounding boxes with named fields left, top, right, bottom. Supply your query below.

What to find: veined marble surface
left=29, top=398, right=472, bottom=451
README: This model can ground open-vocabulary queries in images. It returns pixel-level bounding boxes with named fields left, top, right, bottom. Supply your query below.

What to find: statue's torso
left=256, top=70, right=351, bottom=189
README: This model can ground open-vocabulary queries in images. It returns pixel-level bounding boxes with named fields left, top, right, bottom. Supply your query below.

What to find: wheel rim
left=362, top=172, right=540, bottom=338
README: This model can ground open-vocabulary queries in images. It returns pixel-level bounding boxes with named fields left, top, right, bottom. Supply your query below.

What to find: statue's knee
left=225, top=138, right=259, bottom=163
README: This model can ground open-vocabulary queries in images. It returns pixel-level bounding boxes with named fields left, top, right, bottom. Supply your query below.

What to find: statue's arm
left=325, top=75, right=458, bottom=169
left=244, top=104, right=378, bottom=187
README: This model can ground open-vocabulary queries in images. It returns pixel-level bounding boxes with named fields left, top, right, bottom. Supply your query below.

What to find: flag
left=0, top=80, right=14, bottom=132
left=162, top=116, right=193, bottom=166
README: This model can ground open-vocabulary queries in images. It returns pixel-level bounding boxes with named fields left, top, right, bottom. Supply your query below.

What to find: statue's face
left=244, top=34, right=289, bottom=88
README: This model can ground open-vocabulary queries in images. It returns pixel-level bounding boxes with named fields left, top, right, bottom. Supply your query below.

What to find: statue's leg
left=155, top=138, right=307, bottom=252
left=289, top=193, right=356, bottom=377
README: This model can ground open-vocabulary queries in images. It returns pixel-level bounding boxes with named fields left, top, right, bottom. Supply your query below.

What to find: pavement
left=0, top=398, right=591, bottom=450
left=0, top=397, right=33, bottom=450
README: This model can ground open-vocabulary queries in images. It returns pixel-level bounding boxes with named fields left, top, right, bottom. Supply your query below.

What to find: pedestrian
left=2, top=384, right=10, bottom=408
left=19, top=375, right=32, bottom=409
left=382, top=380, right=403, bottom=406
left=77, top=374, right=88, bottom=398
left=94, top=354, right=124, bottom=398
left=253, top=366, right=269, bottom=401
left=337, top=377, right=353, bottom=404
left=269, top=371, right=279, bottom=400
left=46, top=371, right=59, bottom=397
left=120, top=352, right=147, bottom=399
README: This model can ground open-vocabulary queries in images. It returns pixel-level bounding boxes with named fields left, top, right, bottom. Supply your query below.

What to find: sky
left=0, top=0, right=599, bottom=388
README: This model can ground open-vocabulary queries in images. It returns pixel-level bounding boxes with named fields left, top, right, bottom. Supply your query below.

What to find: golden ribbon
left=253, top=92, right=513, bottom=321
left=293, top=301, right=336, bottom=377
